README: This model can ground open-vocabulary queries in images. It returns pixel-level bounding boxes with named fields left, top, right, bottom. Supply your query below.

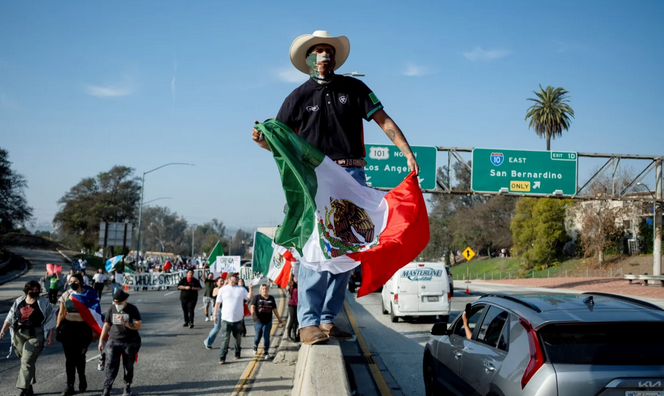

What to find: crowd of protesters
left=2, top=251, right=299, bottom=395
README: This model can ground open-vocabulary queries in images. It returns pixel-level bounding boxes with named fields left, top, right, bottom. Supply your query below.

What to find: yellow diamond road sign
left=463, top=247, right=475, bottom=261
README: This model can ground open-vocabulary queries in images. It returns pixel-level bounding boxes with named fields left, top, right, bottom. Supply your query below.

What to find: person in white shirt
left=79, top=259, right=87, bottom=271
left=111, top=271, right=124, bottom=296
left=213, top=274, right=252, bottom=364
left=92, top=268, right=107, bottom=299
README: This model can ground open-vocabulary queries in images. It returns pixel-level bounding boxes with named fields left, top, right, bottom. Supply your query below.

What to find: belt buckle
left=337, top=159, right=347, bottom=166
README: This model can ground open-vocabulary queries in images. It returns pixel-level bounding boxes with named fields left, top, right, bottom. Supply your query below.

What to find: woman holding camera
left=1, top=280, right=56, bottom=396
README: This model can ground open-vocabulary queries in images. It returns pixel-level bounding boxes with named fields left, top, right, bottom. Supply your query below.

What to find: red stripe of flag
left=349, top=173, right=430, bottom=297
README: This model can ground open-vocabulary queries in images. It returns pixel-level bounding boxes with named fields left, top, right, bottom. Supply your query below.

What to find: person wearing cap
left=98, top=290, right=142, bottom=396
left=251, top=30, right=419, bottom=345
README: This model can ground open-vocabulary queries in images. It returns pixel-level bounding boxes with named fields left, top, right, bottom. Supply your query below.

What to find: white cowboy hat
left=289, top=30, right=350, bottom=75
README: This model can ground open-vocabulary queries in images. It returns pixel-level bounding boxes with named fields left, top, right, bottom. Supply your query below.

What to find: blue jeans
left=204, top=308, right=222, bottom=347
left=297, top=166, right=365, bottom=329
left=253, top=320, right=273, bottom=351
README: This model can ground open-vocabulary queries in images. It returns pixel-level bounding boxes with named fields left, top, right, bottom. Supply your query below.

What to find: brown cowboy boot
left=300, top=325, right=329, bottom=345
left=319, top=323, right=353, bottom=340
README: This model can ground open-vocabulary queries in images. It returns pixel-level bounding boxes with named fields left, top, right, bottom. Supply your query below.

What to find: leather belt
left=333, top=158, right=367, bottom=168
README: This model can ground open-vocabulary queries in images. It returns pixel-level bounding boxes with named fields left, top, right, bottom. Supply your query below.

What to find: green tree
left=54, top=166, right=140, bottom=250
left=511, top=198, right=571, bottom=268
left=190, top=219, right=226, bottom=256
left=421, top=167, right=456, bottom=263
left=0, top=148, right=33, bottom=233
left=141, top=206, right=189, bottom=255
left=525, top=85, right=575, bottom=151
left=228, top=229, right=253, bottom=258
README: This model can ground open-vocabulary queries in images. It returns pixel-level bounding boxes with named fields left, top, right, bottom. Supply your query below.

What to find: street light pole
left=135, top=162, right=194, bottom=265
left=191, top=225, right=196, bottom=257
left=341, top=71, right=365, bottom=77
left=655, top=160, right=662, bottom=276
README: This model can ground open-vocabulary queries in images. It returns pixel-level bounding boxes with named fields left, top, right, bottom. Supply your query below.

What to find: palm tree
left=525, top=85, right=575, bottom=151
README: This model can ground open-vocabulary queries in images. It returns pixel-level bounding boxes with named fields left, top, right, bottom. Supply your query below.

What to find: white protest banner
left=212, top=256, right=241, bottom=277
left=122, top=269, right=205, bottom=288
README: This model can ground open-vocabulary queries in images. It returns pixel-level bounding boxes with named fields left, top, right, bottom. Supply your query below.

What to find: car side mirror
left=430, top=322, right=448, bottom=336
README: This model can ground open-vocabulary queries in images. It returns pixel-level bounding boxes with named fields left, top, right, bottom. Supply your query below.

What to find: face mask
left=28, top=292, right=39, bottom=298
left=70, top=283, right=80, bottom=291
left=306, top=52, right=333, bottom=84
left=186, top=276, right=193, bottom=282
left=114, top=304, right=124, bottom=312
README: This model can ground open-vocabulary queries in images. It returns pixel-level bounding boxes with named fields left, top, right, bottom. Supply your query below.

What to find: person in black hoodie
left=177, top=269, right=202, bottom=328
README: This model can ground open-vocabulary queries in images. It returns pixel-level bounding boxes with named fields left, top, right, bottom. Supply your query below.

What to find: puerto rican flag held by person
left=254, top=120, right=430, bottom=297
left=70, top=285, right=105, bottom=336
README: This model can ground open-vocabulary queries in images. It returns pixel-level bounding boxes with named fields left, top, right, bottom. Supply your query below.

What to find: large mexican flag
left=254, top=119, right=429, bottom=297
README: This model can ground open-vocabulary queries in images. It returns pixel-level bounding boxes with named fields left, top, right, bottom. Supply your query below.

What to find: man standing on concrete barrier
left=252, top=30, right=419, bottom=345
left=178, top=269, right=202, bottom=329
left=214, top=273, right=252, bottom=364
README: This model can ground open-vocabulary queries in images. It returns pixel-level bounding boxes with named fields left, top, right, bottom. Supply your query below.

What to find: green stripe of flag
left=254, top=119, right=325, bottom=255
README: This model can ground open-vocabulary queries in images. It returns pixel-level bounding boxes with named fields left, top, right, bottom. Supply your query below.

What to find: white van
left=381, top=262, right=451, bottom=323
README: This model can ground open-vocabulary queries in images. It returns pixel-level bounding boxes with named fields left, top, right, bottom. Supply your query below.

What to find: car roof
left=476, top=292, right=664, bottom=329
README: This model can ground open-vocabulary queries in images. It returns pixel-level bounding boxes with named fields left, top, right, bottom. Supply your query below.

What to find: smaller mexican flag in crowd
left=207, top=241, right=224, bottom=266
left=253, top=231, right=295, bottom=288
left=254, top=119, right=430, bottom=297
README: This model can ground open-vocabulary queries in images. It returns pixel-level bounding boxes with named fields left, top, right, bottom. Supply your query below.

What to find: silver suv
left=423, top=292, right=664, bottom=395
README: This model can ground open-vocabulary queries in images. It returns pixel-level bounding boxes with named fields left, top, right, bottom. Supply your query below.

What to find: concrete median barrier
left=292, top=339, right=351, bottom=396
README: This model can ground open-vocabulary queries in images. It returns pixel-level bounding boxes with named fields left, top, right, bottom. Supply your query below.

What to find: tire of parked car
left=381, top=299, right=388, bottom=314
left=423, top=353, right=439, bottom=396
left=348, top=282, right=356, bottom=293
left=390, top=303, right=399, bottom=323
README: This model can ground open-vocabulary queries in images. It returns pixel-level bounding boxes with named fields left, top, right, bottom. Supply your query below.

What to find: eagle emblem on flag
left=318, top=198, right=377, bottom=258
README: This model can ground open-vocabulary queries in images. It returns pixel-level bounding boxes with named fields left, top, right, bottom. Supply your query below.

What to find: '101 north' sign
left=471, top=148, right=578, bottom=196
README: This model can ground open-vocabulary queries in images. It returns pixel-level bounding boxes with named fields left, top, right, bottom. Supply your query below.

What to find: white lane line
left=164, top=291, right=176, bottom=296
left=87, top=353, right=101, bottom=362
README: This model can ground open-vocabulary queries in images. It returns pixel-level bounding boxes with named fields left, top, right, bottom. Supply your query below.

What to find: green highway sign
left=364, top=144, right=437, bottom=190
left=471, top=148, right=578, bottom=195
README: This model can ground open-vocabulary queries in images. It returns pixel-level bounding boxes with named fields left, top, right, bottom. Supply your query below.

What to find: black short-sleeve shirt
left=276, top=75, right=383, bottom=160
left=250, top=294, right=277, bottom=324
left=105, top=303, right=141, bottom=342
left=178, top=277, right=202, bottom=301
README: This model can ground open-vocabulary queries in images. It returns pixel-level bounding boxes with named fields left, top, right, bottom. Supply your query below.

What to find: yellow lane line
left=344, top=300, right=393, bottom=396
left=232, top=286, right=287, bottom=396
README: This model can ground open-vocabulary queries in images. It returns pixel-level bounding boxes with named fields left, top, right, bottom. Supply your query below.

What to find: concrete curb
left=0, top=254, right=29, bottom=286
left=292, top=339, right=351, bottom=396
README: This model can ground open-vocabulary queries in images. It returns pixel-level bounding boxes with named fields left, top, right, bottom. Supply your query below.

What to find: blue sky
left=1, top=1, right=663, bottom=232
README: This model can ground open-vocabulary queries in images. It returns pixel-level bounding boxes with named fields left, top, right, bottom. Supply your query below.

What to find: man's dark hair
left=23, top=280, right=41, bottom=295
left=306, top=44, right=336, bottom=56
left=70, top=273, right=84, bottom=285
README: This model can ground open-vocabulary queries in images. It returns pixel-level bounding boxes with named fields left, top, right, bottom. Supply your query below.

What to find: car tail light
left=519, top=317, right=544, bottom=389
left=447, top=292, right=451, bottom=300
left=394, top=293, right=398, bottom=304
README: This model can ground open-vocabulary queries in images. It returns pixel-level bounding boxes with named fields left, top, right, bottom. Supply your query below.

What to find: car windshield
left=539, top=322, right=664, bottom=365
